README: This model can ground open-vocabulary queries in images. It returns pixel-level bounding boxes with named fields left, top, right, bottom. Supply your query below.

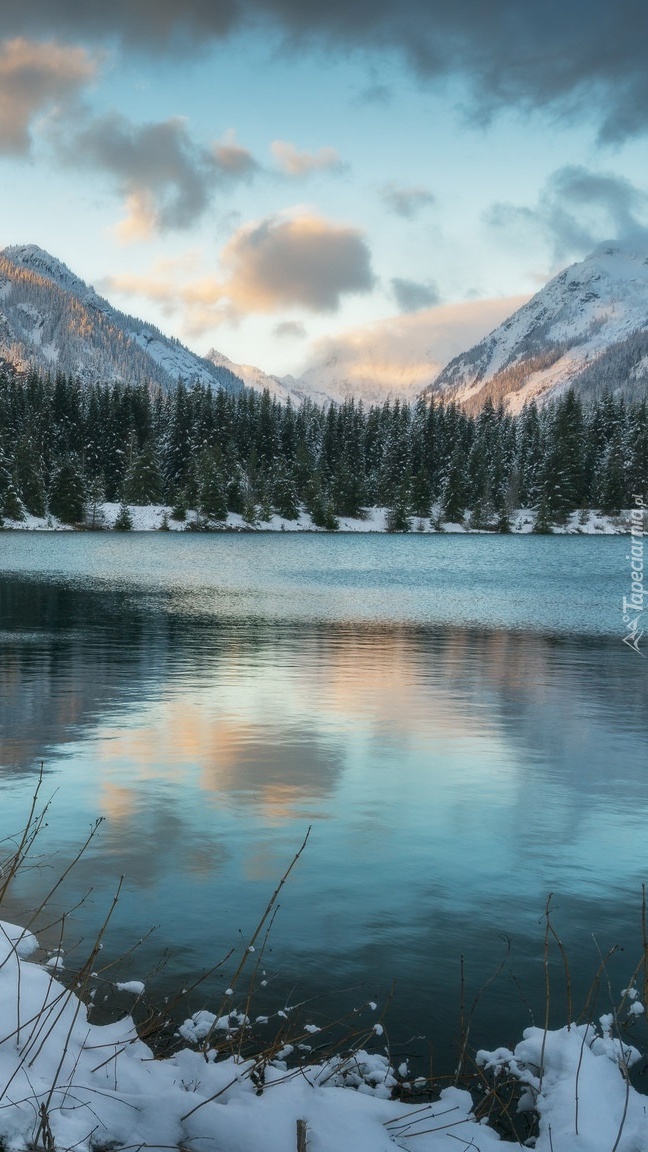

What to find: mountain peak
left=429, top=240, right=648, bottom=412
left=0, top=245, right=248, bottom=393
left=1, top=244, right=95, bottom=299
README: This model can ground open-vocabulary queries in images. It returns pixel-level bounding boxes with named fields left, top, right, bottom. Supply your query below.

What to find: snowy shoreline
left=2, top=916, right=648, bottom=1152
left=0, top=504, right=640, bottom=535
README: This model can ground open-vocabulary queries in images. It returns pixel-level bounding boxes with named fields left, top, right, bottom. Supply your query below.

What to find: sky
left=2, top=1, right=648, bottom=381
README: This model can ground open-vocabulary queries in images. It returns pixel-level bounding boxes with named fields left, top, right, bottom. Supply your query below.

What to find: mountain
left=427, top=242, right=648, bottom=413
left=205, top=349, right=334, bottom=406
left=0, top=245, right=245, bottom=393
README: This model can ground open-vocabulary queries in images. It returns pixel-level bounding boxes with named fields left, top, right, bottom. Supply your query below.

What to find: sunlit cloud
left=271, top=139, right=346, bottom=177
left=213, top=129, right=259, bottom=178
left=298, top=294, right=529, bottom=400
left=106, top=212, right=375, bottom=329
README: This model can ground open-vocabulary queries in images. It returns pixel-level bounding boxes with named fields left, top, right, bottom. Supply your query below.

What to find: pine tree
left=122, top=442, right=163, bottom=505
left=599, top=431, right=627, bottom=514
left=540, top=390, right=586, bottom=516
left=2, top=478, right=26, bottom=522
left=272, top=464, right=300, bottom=520
left=49, top=457, right=85, bottom=524
left=385, top=482, right=412, bottom=532
left=409, top=471, right=431, bottom=518
left=14, top=437, right=47, bottom=516
left=197, top=450, right=228, bottom=521
left=532, top=494, right=553, bottom=534
left=85, top=474, right=106, bottom=530
left=171, top=491, right=188, bottom=522
left=114, top=502, right=133, bottom=530
left=442, top=445, right=467, bottom=523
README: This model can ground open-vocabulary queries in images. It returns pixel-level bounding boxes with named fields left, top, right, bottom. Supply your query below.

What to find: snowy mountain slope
left=427, top=242, right=648, bottom=412
left=0, top=245, right=245, bottom=393
left=206, top=349, right=334, bottom=405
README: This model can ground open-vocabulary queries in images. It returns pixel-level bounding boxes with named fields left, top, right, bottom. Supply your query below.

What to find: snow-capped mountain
left=428, top=242, right=648, bottom=412
left=0, top=245, right=245, bottom=393
left=205, top=349, right=334, bottom=406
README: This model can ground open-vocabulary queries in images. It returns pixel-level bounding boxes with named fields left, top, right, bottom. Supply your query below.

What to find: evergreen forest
left=0, top=368, right=646, bottom=530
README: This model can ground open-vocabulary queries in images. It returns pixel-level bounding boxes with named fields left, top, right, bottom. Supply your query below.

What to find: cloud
left=0, top=38, right=96, bottom=155
left=380, top=183, right=436, bottom=219
left=486, top=165, right=648, bottom=263
left=352, top=80, right=393, bottom=107
left=6, top=2, right=648, bottom=141
left=271, top=139, right=346, bottom=177
left=219, top=213, right=374, bottom=312
left=391, top=277, right=440, bottom=312
left=213, top=130, right=259, bottom=178
left=49, top=111, right=258, bottom=239
left=106, top=212, right=375, bottom=330
left=297, top=295, right=529, bottom=402
left=273, top=320, right=307, bottom=338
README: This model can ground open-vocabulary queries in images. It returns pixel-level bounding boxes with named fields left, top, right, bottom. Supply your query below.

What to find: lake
left=0, top=532, right=646, bottom=1078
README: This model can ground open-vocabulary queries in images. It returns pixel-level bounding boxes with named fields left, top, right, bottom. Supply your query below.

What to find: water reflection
left=1, top=562, right=647, bottom=1075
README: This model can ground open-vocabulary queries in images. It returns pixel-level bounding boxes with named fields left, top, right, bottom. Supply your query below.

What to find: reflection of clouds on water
left=78, top=795, right=229, bottom=891
left=93, top=700, right=343, bottom=824
left=1, top=562, right=648, bottom=1078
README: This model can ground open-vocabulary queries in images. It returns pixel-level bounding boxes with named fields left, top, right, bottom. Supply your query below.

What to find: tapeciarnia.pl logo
left=622, top=495, right=646, bottom=656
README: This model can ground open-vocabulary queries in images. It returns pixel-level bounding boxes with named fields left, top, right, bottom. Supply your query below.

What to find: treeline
left=0, top=369, right=647, bottom=530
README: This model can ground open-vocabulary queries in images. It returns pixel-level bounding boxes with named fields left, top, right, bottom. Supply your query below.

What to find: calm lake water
left=0, top=532, right=647, bottom=1076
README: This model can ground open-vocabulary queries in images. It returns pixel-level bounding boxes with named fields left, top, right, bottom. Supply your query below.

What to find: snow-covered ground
left=1, top=917, right=648, bottom=1152
left=0, top=505, right=640, bottom=534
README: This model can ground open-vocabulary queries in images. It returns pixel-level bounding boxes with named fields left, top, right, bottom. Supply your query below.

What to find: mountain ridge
left=427, top=241, right=648, bottom=412
left=3, top=241, right=648, bottom=411
left=0, top=245, right=246, bottom=395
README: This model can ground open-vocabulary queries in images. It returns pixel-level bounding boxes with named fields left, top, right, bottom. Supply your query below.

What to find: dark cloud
left=0, top=38, right=96, bottom=155
left=486, top=165, right=648, bottom=263
left=49, top=111, right=258, bottom=238
left=273, top=320, right=307, bottom=337
left=3, top=3, right=648, bottom=140
left=380, top=183, right=435, bottom=219
left=391, top=277, right=440, bottom=312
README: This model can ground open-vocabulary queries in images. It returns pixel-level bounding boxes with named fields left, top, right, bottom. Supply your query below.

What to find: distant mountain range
left=427, top=242, right=648, bottom=412
left=2, top=241, right=648, bottom=410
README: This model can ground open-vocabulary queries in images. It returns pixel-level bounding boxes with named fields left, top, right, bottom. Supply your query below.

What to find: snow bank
left=0, top=505, right=639, bottom=534
left=478, top=1017, right=647, bottom=1151
left=0, top=918, right=497, bottom=1152
left=3, top=917, right=648, bottom=1152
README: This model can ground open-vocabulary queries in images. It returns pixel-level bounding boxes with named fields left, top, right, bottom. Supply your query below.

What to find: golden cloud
left=297, top=294, right=530, bottom=400
left=106, top=212, right=374, bottom=327
left=271, top=139, right=345, bottom=177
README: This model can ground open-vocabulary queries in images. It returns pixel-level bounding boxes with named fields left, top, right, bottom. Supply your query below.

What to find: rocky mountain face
left=0, top=245, right=245, bottom=393
left=427, top=242, right=648, bottom=413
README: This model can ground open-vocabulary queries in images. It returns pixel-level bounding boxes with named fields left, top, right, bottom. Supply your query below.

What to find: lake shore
left=0, top=503, right=638, bottom=534
left=1, top=913, right=646, bottom=1152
